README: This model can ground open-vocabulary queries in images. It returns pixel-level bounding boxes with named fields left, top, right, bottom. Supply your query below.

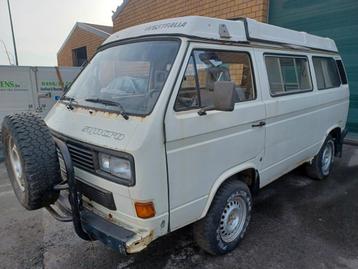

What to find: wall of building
left=269, top=0, right=358, bottom=134
left=57, top=27, right=106, bottom=66
left=113, top=0, right=269, bottom=32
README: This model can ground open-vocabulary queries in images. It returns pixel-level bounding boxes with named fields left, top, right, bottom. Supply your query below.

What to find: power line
left=0, top=39, right=12, bottom=65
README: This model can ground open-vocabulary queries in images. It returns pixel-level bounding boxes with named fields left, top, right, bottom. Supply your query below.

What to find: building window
left=175, top=49, right=255, bottom=111
left=265, top=55, right=312, bottom=96
left=312, top=57, right=341, bottom=90
left=72, top=46, right=88, bottom=67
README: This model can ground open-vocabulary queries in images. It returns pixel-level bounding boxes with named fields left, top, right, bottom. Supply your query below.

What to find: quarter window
left=175, top=50, right=255, bottom=111
left=313, top=57, right=341, bottom=90
left=336, top=59, right=348, bottom=85
left=265, top=55, right=312, bottom=96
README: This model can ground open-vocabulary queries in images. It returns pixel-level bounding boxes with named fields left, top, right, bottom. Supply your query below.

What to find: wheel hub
left=321, top=140, right=334, bottom=175
left=219, top=194, right=247, bottom=243
left=8, top=137, right=25, bottom=192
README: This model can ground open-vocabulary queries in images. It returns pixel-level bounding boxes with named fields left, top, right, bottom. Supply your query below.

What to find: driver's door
left=164, top=43, right=266, bottom=231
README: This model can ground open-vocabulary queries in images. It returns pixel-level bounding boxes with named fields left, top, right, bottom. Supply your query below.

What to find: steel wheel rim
left=321, top=140, right=334, bottom=175
left=8, top=137, right=25, bottom=192
left=219, top=193, right=247, bottom=243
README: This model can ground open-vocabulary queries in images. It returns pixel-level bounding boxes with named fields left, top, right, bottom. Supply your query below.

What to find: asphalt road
left=0, top=145, right=357, bottom=269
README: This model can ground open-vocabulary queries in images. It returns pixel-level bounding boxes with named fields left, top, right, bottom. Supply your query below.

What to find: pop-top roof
left=104, top=16, right=338, bottom=53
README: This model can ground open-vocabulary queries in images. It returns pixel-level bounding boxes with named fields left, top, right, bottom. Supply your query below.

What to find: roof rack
left=234, top=17, right=337, bottom=52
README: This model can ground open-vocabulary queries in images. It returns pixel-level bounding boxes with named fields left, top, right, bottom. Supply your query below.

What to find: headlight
left=98, top=153, right=132, bottom=181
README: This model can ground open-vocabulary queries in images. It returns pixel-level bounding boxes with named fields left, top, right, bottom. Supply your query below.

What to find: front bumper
left=81, top=209, right=134, bottom=254
left=48, top=137, right=151, bottom=254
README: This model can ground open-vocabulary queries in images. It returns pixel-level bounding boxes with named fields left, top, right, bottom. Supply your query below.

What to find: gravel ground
left=0, top=145, right=357, bottom=269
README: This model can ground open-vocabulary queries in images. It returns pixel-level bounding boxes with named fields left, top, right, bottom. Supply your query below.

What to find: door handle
left=252, top=121, right=266, bottom=128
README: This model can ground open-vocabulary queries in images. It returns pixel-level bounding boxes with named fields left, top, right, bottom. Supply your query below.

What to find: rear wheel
left=193, top=180, right=252, bottom=255
left=306, top=135, right=335, bottom=180
left=2, top=113, right=61, bottom=210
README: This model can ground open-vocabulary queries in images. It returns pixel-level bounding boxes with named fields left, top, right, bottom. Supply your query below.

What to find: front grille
left=57, top=149, right=67, bottom=180
left=67, top=142, right=96, bottom=172
left=53, top=131, right=134, bottom=186
left=56, top=142, right=96, bottom=180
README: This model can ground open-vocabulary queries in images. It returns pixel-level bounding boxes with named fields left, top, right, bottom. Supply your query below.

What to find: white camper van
left=1, top=16, right=349, bottom=255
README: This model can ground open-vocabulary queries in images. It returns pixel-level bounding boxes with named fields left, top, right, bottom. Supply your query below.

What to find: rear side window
left=265, top=55, right=312, bottom=96
left=312, top=57, right=341, bottom=89
left=336, top=60, right=348, bottom=84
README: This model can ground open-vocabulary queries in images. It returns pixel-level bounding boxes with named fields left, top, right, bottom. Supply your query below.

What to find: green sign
left=40, top=80, right=71, bottom=91
left=0, top=80, right=20, bottom=89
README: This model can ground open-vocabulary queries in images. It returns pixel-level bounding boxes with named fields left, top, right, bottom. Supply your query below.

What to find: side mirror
left=213, top=81, right=236, bottom=111
left=198, top=81, right=236, bottom=115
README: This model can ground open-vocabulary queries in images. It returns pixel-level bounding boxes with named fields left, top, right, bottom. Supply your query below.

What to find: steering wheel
left=177, top=95, right=198, bottom=108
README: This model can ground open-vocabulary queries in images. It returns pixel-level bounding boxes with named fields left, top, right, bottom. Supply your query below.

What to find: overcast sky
left=0, top=0, right=122, bottom=66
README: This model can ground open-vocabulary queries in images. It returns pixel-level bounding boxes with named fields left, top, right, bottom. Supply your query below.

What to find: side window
left=265, top=55, right=312, bottom=96
left=175, top=50, right=255, bottom=111
left=312, top=57, right=341, bottom=90
left=174, top=56, right=200, bottom=111
left=336, top=59, right=348, bottom=85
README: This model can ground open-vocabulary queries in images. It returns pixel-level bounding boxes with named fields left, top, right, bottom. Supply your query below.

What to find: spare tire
left=1, top=113, right=62, bottom=210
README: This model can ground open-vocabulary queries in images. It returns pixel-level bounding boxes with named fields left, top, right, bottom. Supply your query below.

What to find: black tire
left=305, top=135, right=335, bottom=180
left=1, top=113, right=61, bottom=210
left=193, top=180, right=252, bottom=255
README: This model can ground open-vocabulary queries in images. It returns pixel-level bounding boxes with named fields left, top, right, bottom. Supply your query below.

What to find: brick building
left=57, top=22, right=112, bottom=67
left=112, top=0, right=269, bottom=32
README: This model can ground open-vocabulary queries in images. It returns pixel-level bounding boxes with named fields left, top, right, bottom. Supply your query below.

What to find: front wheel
left=305, top=135, right=335, bottom=180
left=193, top=180, right=252, bottom=255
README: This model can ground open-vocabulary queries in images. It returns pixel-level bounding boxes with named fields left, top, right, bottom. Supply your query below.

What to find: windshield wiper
left=61, top=96, right=77, bottom=111
left=85, top=98, right=129, bottom=120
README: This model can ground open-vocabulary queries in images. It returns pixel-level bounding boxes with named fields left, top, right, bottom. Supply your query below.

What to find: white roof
left=104, top=16, right=338, bottom=52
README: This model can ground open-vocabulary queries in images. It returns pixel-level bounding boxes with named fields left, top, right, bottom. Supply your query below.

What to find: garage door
left=269, top=0, right=358, bottom=134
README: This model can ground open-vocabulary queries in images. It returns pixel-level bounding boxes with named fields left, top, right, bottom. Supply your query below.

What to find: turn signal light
left=135, top=201, right=156, bottom=219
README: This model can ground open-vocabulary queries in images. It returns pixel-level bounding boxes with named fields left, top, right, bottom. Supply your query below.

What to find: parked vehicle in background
left=1, top=16, right=349, bottom=256
left=0, top=66, right=82, bottom=124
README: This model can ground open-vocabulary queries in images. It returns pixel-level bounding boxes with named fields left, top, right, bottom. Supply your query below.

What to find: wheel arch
left=199, top=163, right=259, bottom=219
left=325, top=125, right=343, bottom=157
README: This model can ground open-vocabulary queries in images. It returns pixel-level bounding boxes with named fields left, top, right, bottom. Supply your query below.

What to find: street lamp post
left=7, top=0, right=19, bottom=65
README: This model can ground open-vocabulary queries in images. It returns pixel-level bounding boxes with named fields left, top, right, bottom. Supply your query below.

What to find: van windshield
left=64, top=40, right=180, bottom=116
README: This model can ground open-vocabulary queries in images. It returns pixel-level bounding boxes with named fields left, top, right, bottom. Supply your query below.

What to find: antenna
left=0, top=39, right=13, bottom=65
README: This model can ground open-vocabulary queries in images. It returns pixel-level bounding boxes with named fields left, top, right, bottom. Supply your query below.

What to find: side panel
left=164, top=43, right=266, bottom=231
left=256, top=48, right=349, bottom=187
left=314, top=55, right=350, bottom=141
left=256, top=49, right=321, bottom=186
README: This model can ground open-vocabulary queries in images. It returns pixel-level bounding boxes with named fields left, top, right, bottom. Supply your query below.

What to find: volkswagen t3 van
left=2, top=16, right=349, bottom=255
